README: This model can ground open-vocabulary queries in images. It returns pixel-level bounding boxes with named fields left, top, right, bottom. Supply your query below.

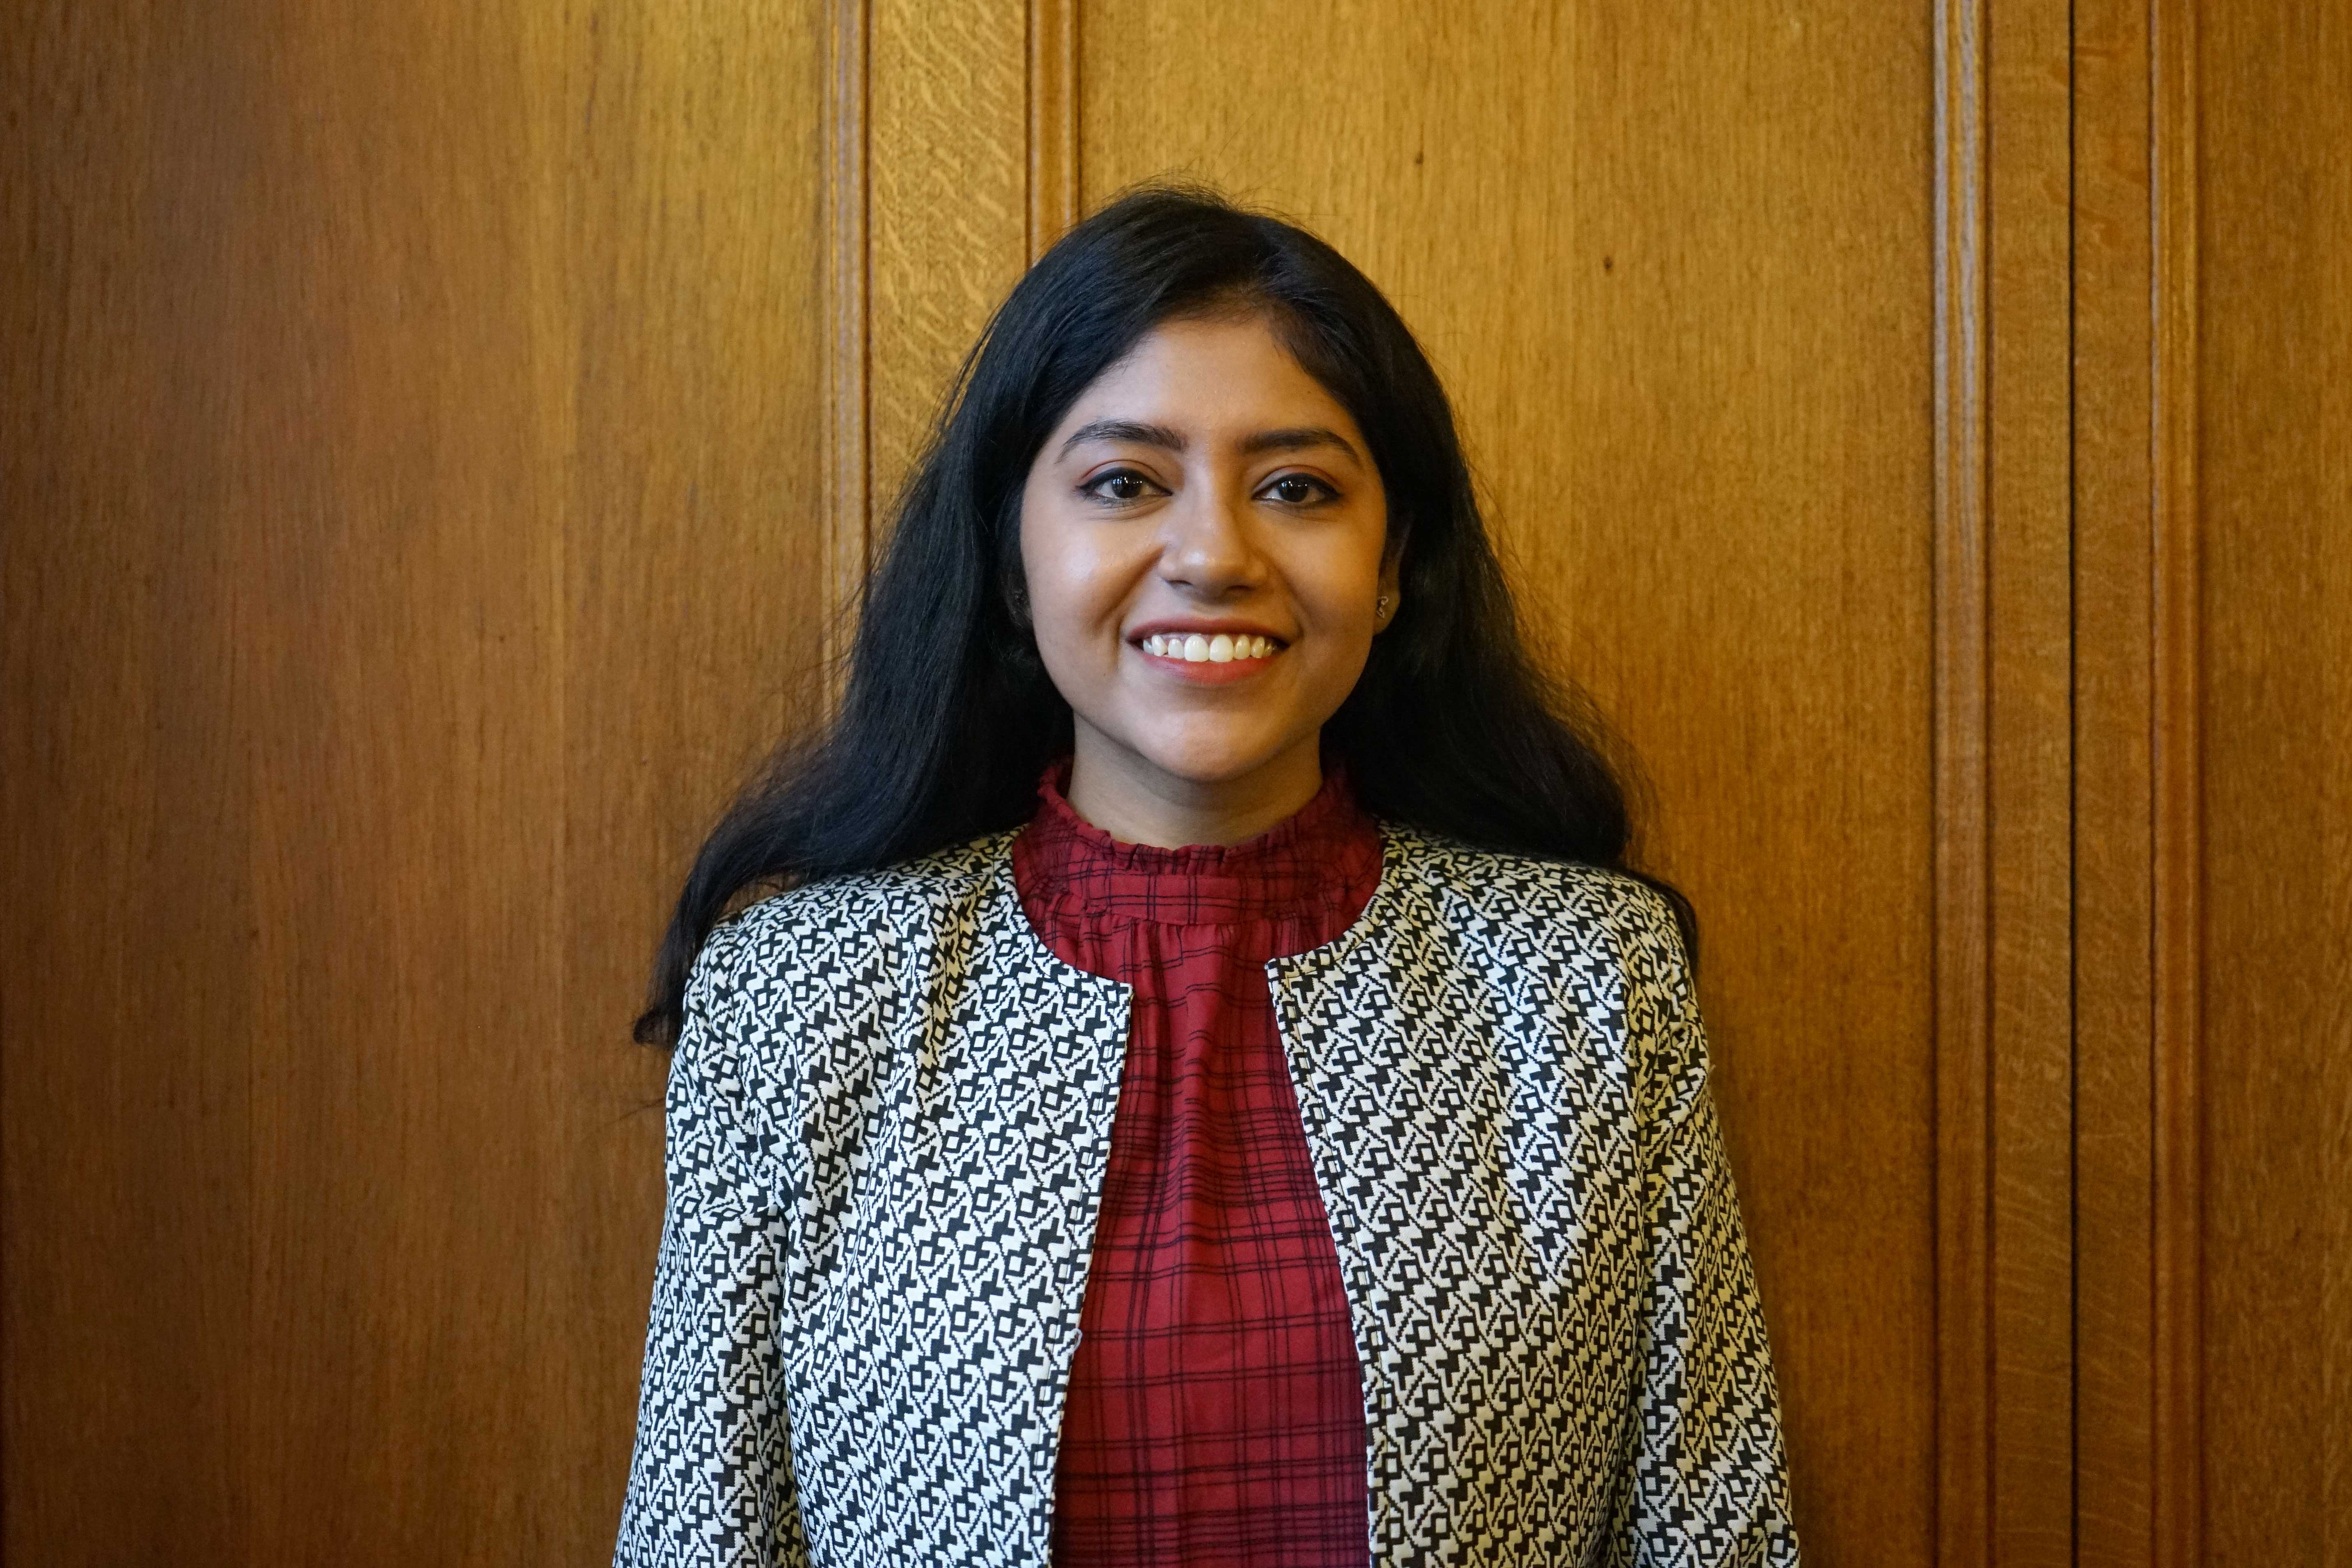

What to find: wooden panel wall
left=865, top=0, right=1030, bottom=515
left=2071, top=0, right=2207, bottom=1559
left=2073, top=0, right=2352, bottom=1557
left=2071, top=0, right=2177, bottom=1559
left=2197, top=1, right=2352, bottom=1558
left=1, top=1, right=829, bottom=1561
left=1954, top=0, right=2078, bottom=1555
left=8, top=0, right=2348, bottom=1561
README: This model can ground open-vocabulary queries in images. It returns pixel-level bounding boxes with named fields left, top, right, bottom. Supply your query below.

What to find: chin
left=1130, top=727, right=1305, bottom=787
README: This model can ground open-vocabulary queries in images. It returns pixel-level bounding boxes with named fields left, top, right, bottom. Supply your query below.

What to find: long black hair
left=635, top=183, right=1690, bottom=1046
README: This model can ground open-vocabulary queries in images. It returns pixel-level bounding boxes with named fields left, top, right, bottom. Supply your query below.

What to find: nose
left=1158, top=483, right=1263, bottom=598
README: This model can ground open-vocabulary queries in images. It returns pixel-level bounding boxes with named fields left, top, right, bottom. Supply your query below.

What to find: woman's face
left=1018, top=312, right=1398, bottom=811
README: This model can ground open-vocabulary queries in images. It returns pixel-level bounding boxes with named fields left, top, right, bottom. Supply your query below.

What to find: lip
left=1129, top=622, right=1288, bottom=685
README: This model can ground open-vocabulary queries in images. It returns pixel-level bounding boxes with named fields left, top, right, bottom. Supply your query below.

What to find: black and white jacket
left=615, top=818, right=1801, bottom=1568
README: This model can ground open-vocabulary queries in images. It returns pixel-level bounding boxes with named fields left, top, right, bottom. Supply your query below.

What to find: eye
left=1082, top=468, right=1160, bottom=504
left=1258, top=472, right=1337, bottom=507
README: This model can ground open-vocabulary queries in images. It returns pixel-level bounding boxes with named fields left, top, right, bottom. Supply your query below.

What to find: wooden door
left=5, top=1, right=2344, bottom=1563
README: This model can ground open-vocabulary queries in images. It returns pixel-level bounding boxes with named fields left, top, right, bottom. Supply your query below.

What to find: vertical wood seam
left=1933, top=0, right=1994, bottom=1560
left=1026, top=0, right=1080, bottom=263
left=2064, top=7, right=2085, bottom=1559
left=823, top=0, right=871, bottom=701
left=2149, top=0, right=2202, bottom=1555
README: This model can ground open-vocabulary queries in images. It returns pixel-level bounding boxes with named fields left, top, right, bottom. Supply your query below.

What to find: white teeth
left=1142, top=632, right=1281, bottom=661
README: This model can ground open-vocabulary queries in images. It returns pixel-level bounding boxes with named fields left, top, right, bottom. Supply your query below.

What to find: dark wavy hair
left=635, top=183, right=1690, bottom=1045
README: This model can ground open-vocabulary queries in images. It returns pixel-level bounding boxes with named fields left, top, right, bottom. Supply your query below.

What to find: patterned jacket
left=614, top=819, right=1801, bottom=1568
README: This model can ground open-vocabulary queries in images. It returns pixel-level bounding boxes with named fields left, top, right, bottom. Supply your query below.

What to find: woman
left=615, top=185, right=1799, bottom=1568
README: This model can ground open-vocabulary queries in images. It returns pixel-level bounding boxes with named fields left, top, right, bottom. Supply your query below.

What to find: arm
left=614, top=917, right=811, bottom=1568
left=1612, top=886, right=1801, bottom=1568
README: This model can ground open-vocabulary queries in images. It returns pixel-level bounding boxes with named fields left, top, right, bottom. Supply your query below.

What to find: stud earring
left=1376, top=594, right=1390, bottom=620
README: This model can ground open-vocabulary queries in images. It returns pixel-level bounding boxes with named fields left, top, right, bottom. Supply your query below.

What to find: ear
left=1375, top=515, right=1410, bottom=628
left=1000, top=566, right=1034, bottom=633
left=996, top=564, right=1050, bottom=678
left=997, top=509, right=1036, bottom=632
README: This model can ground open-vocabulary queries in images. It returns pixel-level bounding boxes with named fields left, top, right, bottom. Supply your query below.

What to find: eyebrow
left=1236, top=426, right=1362, bottom=462
left=1060, top=419, right=1186, bottom=454
left=1057, top=420, right=1363, bottom=463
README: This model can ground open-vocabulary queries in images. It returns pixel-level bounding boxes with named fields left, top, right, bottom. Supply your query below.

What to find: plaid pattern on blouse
left=1012, top=754, right=1382, bottom=1568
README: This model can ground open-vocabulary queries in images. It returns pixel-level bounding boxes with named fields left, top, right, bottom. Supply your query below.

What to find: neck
left=1063, top=726, right=1325, bottom=849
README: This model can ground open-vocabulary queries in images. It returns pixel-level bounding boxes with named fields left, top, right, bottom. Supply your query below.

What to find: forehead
left=1060, top=314, right=1360, bottom=438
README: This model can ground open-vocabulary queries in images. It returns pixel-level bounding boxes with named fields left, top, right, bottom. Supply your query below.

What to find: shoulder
left=673, top=829, right=1021, bottom=1125
left=1380, top=819, right=1684, bottom=963
left=707, top=828, right=1018, bottom=971
left=1379, top=821, right=1697, bottom=1040
left=1337, top=825, right=1702, bottom=1110
left=1377, top=824, right=1701, bottom=1093
left=680, top=827, right=1021, bottom=1049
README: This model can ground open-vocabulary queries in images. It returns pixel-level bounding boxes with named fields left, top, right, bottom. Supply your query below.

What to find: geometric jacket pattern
left=614, top=820, right=1802, bottom=1568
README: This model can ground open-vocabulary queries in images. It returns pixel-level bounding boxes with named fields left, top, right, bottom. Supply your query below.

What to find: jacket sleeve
left=1610, top=886, right=1802, bottom=1567
left=614, top=916, right=811, bottom=1568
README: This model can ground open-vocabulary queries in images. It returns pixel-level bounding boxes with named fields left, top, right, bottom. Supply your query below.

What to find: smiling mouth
left=1137, top=631, right=1282, bottom=664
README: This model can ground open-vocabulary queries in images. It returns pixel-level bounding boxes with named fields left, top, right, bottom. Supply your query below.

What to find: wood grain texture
left=1931, top=0, right=1994, bottom=1547
left=825, top=0, right=871, bottom=687
left=3, top=14, right=257, bottom=1556
left=865, top=0, right=1028, bottom=535
left=2148, top=3, right=2205, bottom=1560
left=2071, top=0, right=2211, bottom=1560
left=1982, top=0, right=2077, bottom=1559
left=1080, top=4, right=1936, bottom=1559
left=1026, top=0, right=1079, bottom=262
left=563, top=8, right=830, bottom=1559
left=1, top=1, right=829, bottom=1561
left=2197, top=0, right=2350, bottom=1558
left=1931, top=8, right=2086, bottom=1557
left=2070, top=0, right=2164, bottom=1557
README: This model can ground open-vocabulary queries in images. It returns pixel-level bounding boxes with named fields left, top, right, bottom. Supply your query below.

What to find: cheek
left=1023, top=539, right=1103, bottom=645
left=1017, top=500, right=1124, bottom=674
left=1294, top=544, right=1385, bottom=637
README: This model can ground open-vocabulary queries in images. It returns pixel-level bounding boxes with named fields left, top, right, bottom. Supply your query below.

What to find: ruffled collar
left=1012, top=753, right=1383, bottom=928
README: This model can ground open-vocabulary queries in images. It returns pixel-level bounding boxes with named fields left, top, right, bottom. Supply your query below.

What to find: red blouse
left=1012, top=754, right=1382, bottom=1568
